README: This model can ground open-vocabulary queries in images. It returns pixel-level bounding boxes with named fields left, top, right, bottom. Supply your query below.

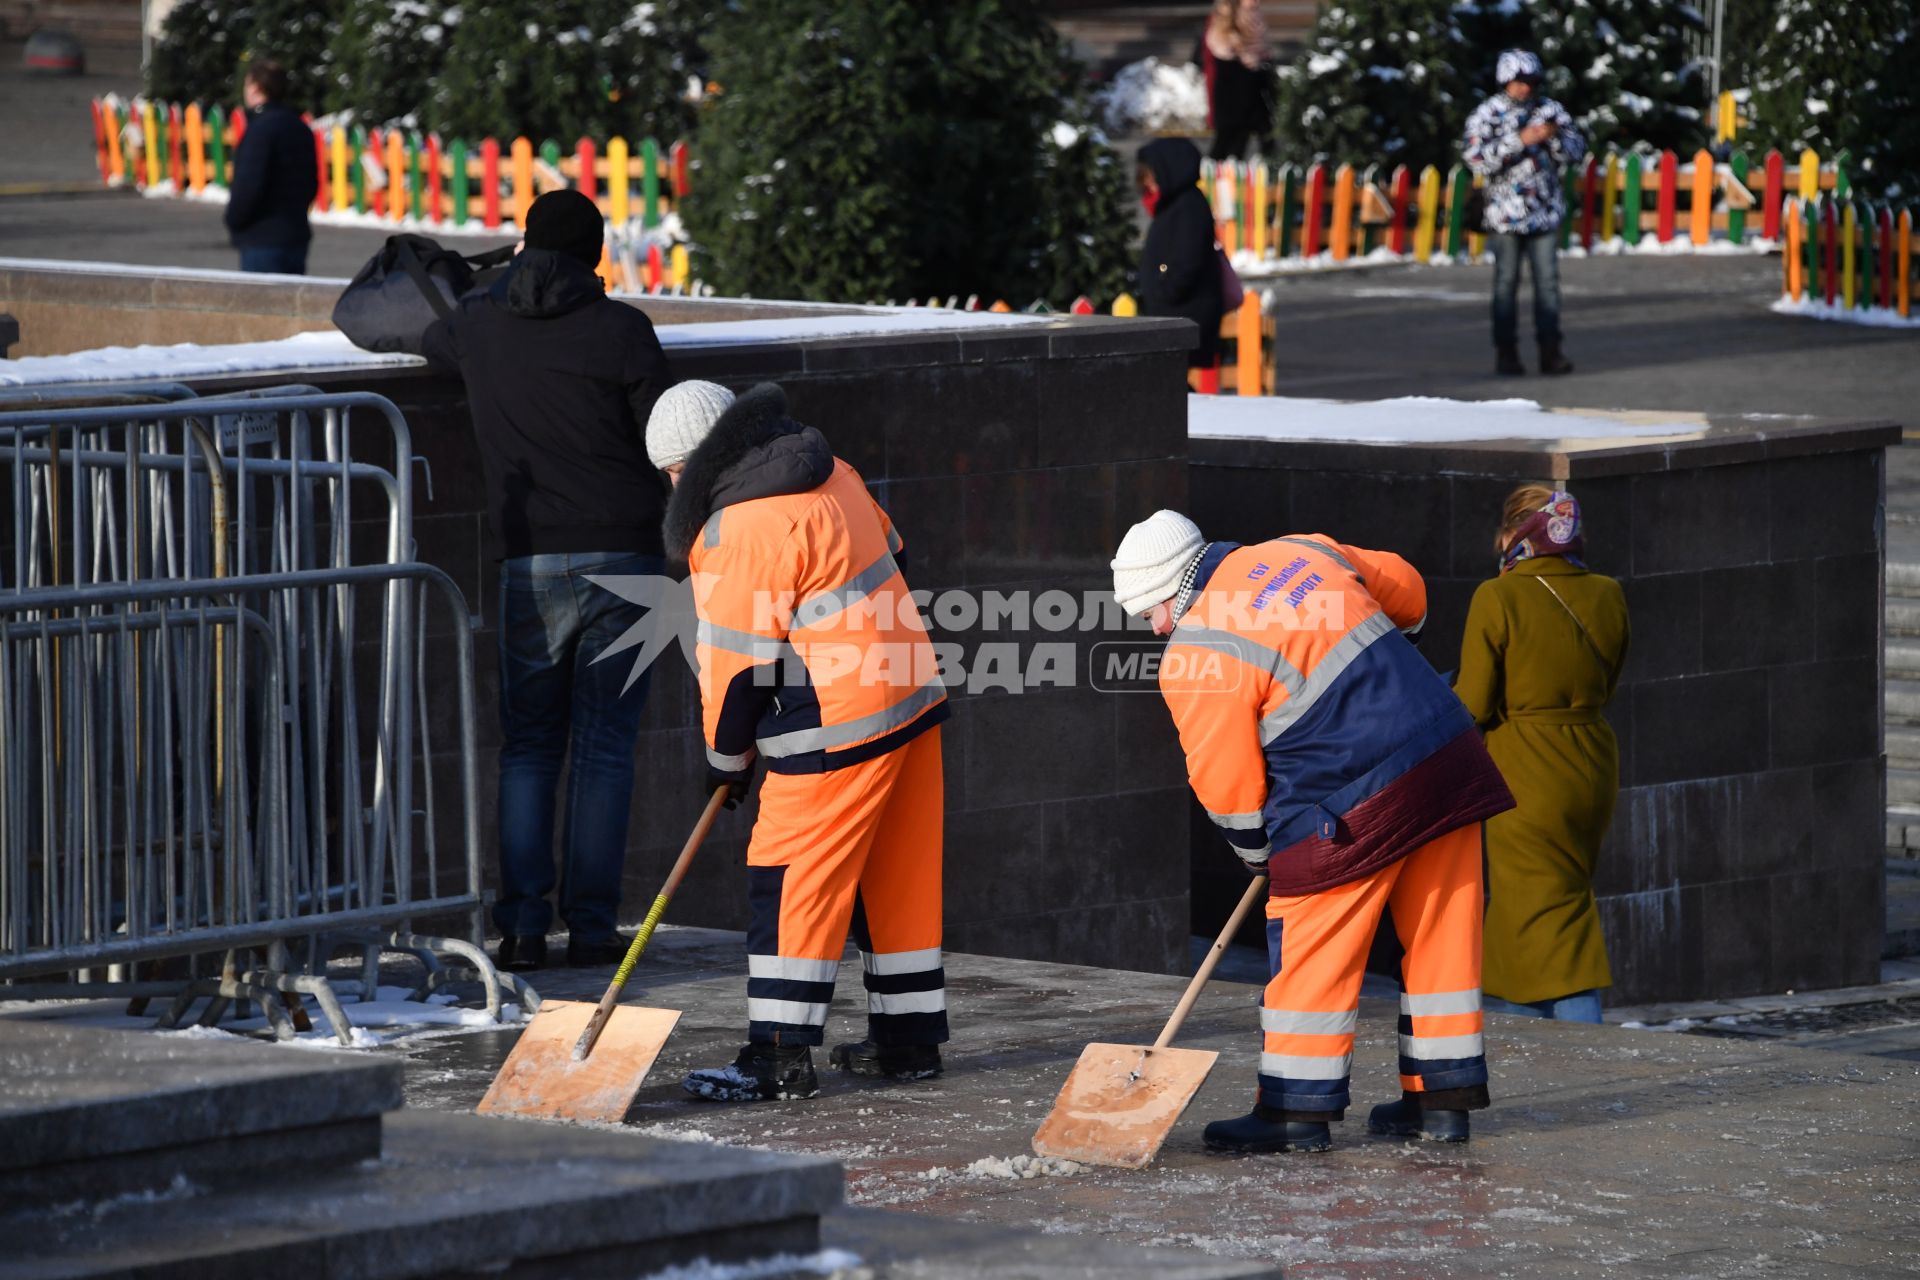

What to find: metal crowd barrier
left=0, top=391, right=531, bottom=1042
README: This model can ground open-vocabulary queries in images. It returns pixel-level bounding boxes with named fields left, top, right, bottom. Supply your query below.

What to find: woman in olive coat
left=1454, top=485, right=1630, bottom=1022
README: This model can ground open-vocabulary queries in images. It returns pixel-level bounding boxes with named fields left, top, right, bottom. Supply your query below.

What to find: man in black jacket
left=1136, top=138, right=1224, bottom=383
left=423, top=189, right=676, bottom=971
left=223, top=60, right=318, bottom=274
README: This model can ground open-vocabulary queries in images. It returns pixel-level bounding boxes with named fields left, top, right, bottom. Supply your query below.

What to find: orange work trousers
left=744, top=726, right=946, bottom=1047
left=1258, top=822, right=1487, bottom=1116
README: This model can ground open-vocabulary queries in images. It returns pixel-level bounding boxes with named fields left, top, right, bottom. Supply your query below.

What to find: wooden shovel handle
left=1152, top=873, right=1269, bottom=1051
left=572, top=787, right=730, bottom=1062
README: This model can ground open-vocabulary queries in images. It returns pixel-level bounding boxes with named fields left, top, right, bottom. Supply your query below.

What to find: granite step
left=1886, top=678, right=1920, bottom=725
left=1887, top=805, right=1920, bottom=854
left=0, top=1020, right=401, bottom=1209
left=1891, top=769, right=1920, bottom=808
left=1892, top=727, right=1920, bottom=769
left=1888, top=561, right=1920, bottom=595
left=1890, top=641, right=1920, bottom=681
left=1887, top=595, right=1920, bottom=638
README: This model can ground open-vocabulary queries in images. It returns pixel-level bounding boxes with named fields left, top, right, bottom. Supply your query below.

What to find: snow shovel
left=476, top=789, right=730, bottom=1123
left=1031, top=872, right=1269, bottom=1169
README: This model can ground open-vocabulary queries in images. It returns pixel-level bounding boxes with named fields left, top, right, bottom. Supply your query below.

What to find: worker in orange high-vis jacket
left=646, top=380, right=949, bottom=1103
left=1111, top=510, right=1515, bottom=1153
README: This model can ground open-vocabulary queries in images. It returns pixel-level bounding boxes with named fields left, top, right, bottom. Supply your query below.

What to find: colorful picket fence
left=1777, top=196, right=1915, bottom=319
left=1204, top=147, right=1860, bottom=266
left=92, top=96, right=692, bottom=263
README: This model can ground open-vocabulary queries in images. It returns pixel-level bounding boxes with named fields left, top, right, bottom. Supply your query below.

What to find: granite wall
left=1190, top=421, right=1896, bottom=1004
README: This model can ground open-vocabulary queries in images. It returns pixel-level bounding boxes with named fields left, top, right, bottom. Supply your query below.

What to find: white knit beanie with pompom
left=1111, top=510, right=1205, bottom=616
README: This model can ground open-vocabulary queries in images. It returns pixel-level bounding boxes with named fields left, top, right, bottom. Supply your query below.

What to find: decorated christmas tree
left=683, top=0, right=1132, bottom=307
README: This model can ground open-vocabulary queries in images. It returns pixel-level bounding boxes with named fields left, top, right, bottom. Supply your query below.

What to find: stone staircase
left=1885, top=560, right=1920, bottom=956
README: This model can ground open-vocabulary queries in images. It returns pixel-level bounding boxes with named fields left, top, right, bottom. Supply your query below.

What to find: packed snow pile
left=1190, top=394, right=1706, bottom=445
left=922, top=1154, right=1082, bottom=1181
left=1099, top=57, right=1209, bottom=135
left=634, top=1248, right=868, bottom=1280
left=0, top=330, right=417, bottom=386
left=1770, top=296, right=1920, bottom=329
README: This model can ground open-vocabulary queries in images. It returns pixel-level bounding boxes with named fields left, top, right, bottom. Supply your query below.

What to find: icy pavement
left=383, top=926, right=1920, bottom=1279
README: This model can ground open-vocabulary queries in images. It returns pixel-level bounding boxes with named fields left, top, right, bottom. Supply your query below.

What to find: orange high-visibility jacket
left=665, top=385, right=947, bottom=776
left=1160, top=535, right=1512, bottom=895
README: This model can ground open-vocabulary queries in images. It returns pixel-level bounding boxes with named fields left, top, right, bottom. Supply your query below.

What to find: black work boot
left=1203, top=1105, right=1332, bottom=1154
left=1496, top=344, right=1526, bottom=376
left=494, top=933, right=547, bottom=972
left=1367, top=1092, right=1470, bottom=1143
left=565, top=933, right=631, bottom=967
left=1538, top=339, right=1574, bottom=375
left=829, top=1039, right=943, bottom=1080
left=682, top=1043, right=819, bottom=1102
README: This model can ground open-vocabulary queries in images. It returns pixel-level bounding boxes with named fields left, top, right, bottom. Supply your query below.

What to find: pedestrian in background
left=1136, top=138, right=1224, bottom=389
left=1200, top=0, right=1273, bottom=160
left=223, top=59, right=318, bottom=275
left=1454, top=486, right=1629, bottom=1024
left=1463, top=49, right=1586, bottom=377
left=422, top=189, right=675, bottom=972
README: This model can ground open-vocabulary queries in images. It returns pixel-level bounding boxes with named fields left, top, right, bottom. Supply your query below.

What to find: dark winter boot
left=1367, top=1092, right=1470, bottom=1143
left=829, top=1039, right=943, bottom=1080
left=682, top=1043, right=819, bottom=1102
left=1202, top=1105, right=1332, bottom=1155
left=1496, top=344, right=1526, bottom=376
left=1538, top=340, right=1574, bottom=375
left=493, top=934, right=547, bottom=972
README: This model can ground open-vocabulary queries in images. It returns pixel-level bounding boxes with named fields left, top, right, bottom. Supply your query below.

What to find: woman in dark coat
left=1136, top=137, right=1223, bottom=375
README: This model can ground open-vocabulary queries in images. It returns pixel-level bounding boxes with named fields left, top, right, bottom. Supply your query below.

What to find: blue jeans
left=238, top=244, right=309, bottom=275
left=1486, top=990, right=1604, bottom=1024
left=493, top=552, right=660, bottom=941
left=1489, top=230, right=1562, bottom=348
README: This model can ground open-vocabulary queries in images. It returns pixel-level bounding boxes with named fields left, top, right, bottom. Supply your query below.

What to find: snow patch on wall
left=1189, top=394, right=1705, bottom=445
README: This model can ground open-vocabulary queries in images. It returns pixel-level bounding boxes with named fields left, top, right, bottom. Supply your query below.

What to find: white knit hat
left=646, top=380, right=737, bottom=470
left=1111, top=510, right=1205, bottom=616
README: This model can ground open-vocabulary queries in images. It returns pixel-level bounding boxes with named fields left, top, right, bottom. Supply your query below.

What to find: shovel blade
left=1030, top=1042, right=1219, bottom=1170
left=476, top=999, right=681, bottom=1124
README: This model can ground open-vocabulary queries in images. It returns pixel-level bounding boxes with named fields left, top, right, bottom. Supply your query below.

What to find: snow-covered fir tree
left=683, top=0, right=1131, bottom=308
left=1494, top=0, right=1710, bottom=156
left=327, top=0, right=464, bottom=126
left=1748, top=0, right=1918, bottom=198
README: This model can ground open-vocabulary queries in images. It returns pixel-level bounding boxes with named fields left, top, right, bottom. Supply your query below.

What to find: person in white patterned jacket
left=1463, top=49, right=1587, bottom=377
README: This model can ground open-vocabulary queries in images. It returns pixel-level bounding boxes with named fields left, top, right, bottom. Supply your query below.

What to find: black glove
left=1221, top=828, right=1271, bottom=877
left=706, top=763, right=754, bottom=811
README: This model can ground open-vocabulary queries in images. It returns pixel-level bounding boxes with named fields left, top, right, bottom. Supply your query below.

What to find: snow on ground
left=1770, top=296, right=1920, bottom=328
left=1236, top=234, right=1774, bottom=280
left=1189, top=394, right=1706, bottom=445
left=633, top=1250, right=866, bottom=1280
left=141, top=181, right=524, bottom=240
left=0, top=983, right=520, bottom=1049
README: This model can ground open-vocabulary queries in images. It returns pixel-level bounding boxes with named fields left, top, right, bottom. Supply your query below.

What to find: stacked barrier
left=0, top=386, right=532, bottom=1041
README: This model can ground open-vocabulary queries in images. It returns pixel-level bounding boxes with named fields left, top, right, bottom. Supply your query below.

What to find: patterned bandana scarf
left=1500, top=491, right=1585, bottom=574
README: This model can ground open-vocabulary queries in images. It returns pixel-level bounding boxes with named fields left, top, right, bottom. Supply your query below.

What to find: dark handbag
left=1463, top=184, right=1488, bottom=234
left=331, top=234, right=516, bottom=354
left=1216, top=244, right=1244, bottom=311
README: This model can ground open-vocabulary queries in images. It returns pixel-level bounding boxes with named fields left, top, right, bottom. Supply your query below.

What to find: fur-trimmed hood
left=663, top=382, right=835, bottom=559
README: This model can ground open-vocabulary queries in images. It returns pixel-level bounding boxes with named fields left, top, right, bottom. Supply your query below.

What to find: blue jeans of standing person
left=494, top=551, right=660, bottom=943
left=238, top=244, right=309, bottom=275
left=1486, top=989, right=1604, bottom=1024
left=1489, top=230, right=1562, bottom=348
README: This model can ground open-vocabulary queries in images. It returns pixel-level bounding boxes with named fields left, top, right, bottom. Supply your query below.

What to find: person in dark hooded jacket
left=422, top=188, right=675, bottom=973
left=223, top=60, right=319, bottom=274
left=1136, top=138, right=1223, bottom=376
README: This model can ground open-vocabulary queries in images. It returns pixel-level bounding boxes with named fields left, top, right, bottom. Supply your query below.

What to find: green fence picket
left=1276, top=164, right=1298, bottom=258
left=1834, top=149, right=1851, bottom=200
left=641, top=137, right=661, bottom=227
left=1728, top=150, right=1748, bottom=244
left=1804, top=195, right=1819, bottom=297
left=208, top=106, right=227, bottom=186
left=352, top=125, right=368, bottom=213
left=450, top=138, right=469, bottom=225
left=409, top=132, right=425, bottom=219
left=1444, top=164, right=1469, bottom=256
left=1621, top=154, right=1644, bottom=246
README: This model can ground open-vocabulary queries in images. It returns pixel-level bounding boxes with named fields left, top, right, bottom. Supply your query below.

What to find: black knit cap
left=523, top=189, right=604, bottom=268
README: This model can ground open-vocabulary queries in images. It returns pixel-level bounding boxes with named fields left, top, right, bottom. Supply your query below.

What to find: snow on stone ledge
left=0, top=330, right=418, bottom=387
left=1189, top=394, right=1705, bottom=445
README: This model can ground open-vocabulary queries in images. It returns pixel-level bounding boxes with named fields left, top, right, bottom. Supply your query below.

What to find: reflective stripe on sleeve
left=1277, top=536, right=1359, bottom=579
left=1170, top=624, right=1305, bottom=689
left=707, top=746, right=755, bottom=771
left=697, top=619, right=785, bottom=660
left=703, top=510, right=723, bottom=548
left=1258, top=610, right=1395, bottom=745
left=793, top=551, right=900, bottom=629
left=1205, top=807, right=1266, bottom=831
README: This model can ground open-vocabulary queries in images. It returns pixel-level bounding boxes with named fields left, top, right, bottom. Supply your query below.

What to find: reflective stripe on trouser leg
left=1258, top=863, right=1396, bottom=1114
left=745, top=746, right=917, bottom=1045
left=852, top=728, right=947, bottom=1046
left=1389, top=824, right=1489, bottom=1094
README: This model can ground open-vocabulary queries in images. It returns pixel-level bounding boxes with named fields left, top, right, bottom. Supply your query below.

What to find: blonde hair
left=1495, top=483, right=1558, bottom=554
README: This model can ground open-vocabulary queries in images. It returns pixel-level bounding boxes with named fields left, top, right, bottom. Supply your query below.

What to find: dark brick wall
left=1189, top=432, right=1892, bottom=1004
left=242, top=315, right=1199, bottom=979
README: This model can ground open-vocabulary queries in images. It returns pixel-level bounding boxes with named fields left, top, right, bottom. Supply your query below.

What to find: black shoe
left=1496, top=345, right=1526, bottom=376
left=565, top=934, right=631, bottom=967
left=829, top=1039, right=943, bottom=1080
left=1367, top=1092, right=1470, bottom=1143
left=494, top=934, right=547, bottom=972
left=683, top=1043, right=819, bottom=1102
left=1538, top=340, right=1574, bottom=375
left=1202, top=1107, right=1332, bottom=1154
